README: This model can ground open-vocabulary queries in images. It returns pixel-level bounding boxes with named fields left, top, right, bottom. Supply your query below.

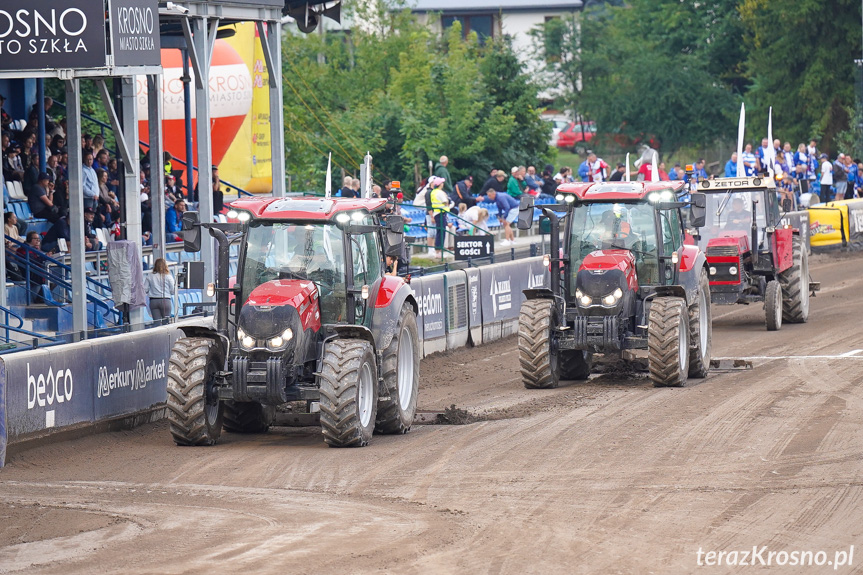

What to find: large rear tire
left=376, top=304, right=420, bottom=434
left=648, top=297, right=690, bottom=387
left=765, top=280, right=783, bottom=331
left=688, top=270, right=712, bottom=378
left=518, top=299, right=560, bottom=389
left=318, top=340, right=378, bottom=447
left=223, top=401, right=275, bottom=434
left=779, top=235, right=810, bottom=323
left=166, top=337, right=224, bottom=446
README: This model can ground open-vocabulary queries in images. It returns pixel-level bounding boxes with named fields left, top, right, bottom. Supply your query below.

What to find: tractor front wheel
left=318, top=340, right=378, bottom=447
left=779, top=235, right=810, bottom=323
left=688, top=269, right=712, bottom=378
left=166, top=337, right=225, bottom=446
left=648, top=297, right=690, bottom=387
left=765, top=280, right=783, bottom=331
left=518, top=299, right=560, bottom=389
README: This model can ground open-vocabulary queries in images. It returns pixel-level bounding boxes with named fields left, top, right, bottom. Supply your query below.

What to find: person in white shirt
left=741, top=144, right=757, bottom=176
left=458, top=203, right=490, bottom=235
left=144, top=258, right=175, bottom=322
left=81, top=151, right=99, bottom=210
left=819, top=153, right=833, bottom=204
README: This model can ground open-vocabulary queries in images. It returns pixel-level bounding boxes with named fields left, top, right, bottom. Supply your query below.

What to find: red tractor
left=168, top=197, right=420, bottom=447
left=516, top=181, right=712, bottom=387
left=693, top=176, right=819, bottom=330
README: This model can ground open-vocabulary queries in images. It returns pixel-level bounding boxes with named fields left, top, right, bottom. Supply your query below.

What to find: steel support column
left=120, top=77, right=145, bottom=326
left=192, top=18, right=215, bottom=291
left=65, top=79, right=87, bottom=337
left=266, top=21, right=286, bottom=197
left=148, top=74, right=166, bottom=260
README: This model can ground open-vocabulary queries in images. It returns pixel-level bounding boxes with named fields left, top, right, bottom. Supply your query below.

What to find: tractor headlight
left=266, top=328, right=294, bottom=351
left=555, top=194, right=564, bottom=201
left=237, top=328, right=256, bottom=351
left=729, top=266, right=738, bottom=275
left=709, top=266, right=717, bottom=275
left=602, top=287, right=624, bottom=306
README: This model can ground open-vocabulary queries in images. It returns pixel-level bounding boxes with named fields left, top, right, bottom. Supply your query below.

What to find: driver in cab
left=598, top=207, right=632, bottom=250
left=724, top=197, right=751, bottom=231
left=283, top=226, right=339, bottom=285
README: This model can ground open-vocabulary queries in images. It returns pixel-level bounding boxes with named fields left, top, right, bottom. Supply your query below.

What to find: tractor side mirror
left=517, top=195, right=535, bottom=230
left=689, top=193, right=707, bottom=228
left=182, top=211, right=202, bottom=253
left=383, top=214, right=405, bottom=257
left=782, top=197, right=793, bottom=213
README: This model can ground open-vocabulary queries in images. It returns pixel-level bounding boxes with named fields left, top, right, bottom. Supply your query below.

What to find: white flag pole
left=766, top=106, right=775, bottom=178
left=624, top=153, right=631, bottom=182
left=324, top=152, right=332, bottom=198
left=650, top=150, right=659, bottom=183
left=736, top=102, right=745, bottom=177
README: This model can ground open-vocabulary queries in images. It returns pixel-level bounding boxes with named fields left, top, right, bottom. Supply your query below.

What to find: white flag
left=324, top=152, right=332, bottom=198
left=624, top=153, right=631, bottom=182
left=736, top=102, right=745, bottom=177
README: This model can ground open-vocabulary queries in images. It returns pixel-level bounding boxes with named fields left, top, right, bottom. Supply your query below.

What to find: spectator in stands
left=92, top=135, right=105, bottom=160
left=18, top=231, right=49, bottom=301
left=379, top=180, right=395, bottom=199
left=427, top=177, right=450, bottom=257
left=28, top=97, right=56, bottom=132
left=41, top=215, right=69, bottom=254
left=94, top=148, right=109, bottom=171
left=166, top=198, right=186, bottom=241
left=22, top=151, right=40, bottom=194
left=145, top=258, right=175, bottom=323
left=658, top=162, right=670, bottom=181
left=458, top=203, right=490, bottom=235
left=755, top=137, right=770, bottom=174
left=741, top=144, right=757, bottom=176
left=107, top=158, right=120, bottom=195
left=4, top=212, right=21, bottom=248
left=0, top=95, right=11, bottom=130
left=451, top=175, right=475, bottom=208
left=541, top=168, right=558, bottom=196
left=27, top=171, right=59, bottom=222
left=819, top=153, right=833, bottom=204
left=609, top=163, right=626, bottom=182
left=479, top=169, right=506, bottom=197
left=3, top=145, right=24, bottom=182
left=725, top=153, right=738, bottom=177
left=668, top=163, right=685, bottom=181
left=338, top=175, right=353, bottom=198
left=782, top=142, right=794, bottom=170
left=82, top=151, right=99, bottom=210
left=587, top=153, right=609, bottom=182
left=524, top=166, right=543, bottom=194
left=434, top=156, right=453, bottom=194
left=97, top=169, right=120, bottom=225
left=554, top=166, right=573, bottom=183
left=49, top=134, right=65, bottom=156
left=577, top=156, right=590, bottom=181
left=83, top=208, right=102, bottom=251
left=484, top=189, right=519, bottom=246
left=692, top=158, right=709, bottom=181
left=164, top=174, right=181, bottom=203
left=351, top=178, right=361, bottom=197
left=45, top=153, right=59, bottom=185
left=212, top=165, right=224, bottom=214
left=844, top=155, right=858, bottom=199
left=794, top=143, right=809, bottom=195
left=507, top=166, right=525, bottom=198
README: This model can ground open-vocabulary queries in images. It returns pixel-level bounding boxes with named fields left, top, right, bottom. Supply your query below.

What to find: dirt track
left=2, top=253, right=863, bottom=573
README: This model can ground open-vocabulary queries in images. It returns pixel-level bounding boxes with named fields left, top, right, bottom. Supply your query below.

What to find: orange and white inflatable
left=137, top=40, right=253, bottom=189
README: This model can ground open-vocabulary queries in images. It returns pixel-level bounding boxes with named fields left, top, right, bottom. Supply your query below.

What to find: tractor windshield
left=696, top=191, right=768, bottom=251
left=241, top=221, right=347, bottom=322
left=568, top=202, right=661, bottom=285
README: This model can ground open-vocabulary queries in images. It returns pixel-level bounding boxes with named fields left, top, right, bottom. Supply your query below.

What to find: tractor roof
left=556, top=181, right=687, bottom=201
left=696, top=176, right=776, bottom=193
left=229, top=196, right=389, bottom=220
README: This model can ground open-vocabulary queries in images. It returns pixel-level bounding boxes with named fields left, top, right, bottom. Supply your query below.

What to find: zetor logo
left=97, top=359, right=165, bottom=398
left=27, top=363, right=73, bottom=409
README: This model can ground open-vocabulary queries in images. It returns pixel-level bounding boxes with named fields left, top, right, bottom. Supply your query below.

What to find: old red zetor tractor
left=516, top=181, right=713, bottom=388
left=693, top=176, right=819, bottom=330
left=168, top=197, right=420, bottom=447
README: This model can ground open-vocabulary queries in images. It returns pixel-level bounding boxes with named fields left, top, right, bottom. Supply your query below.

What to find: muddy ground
left=2, top=253, right=863, bottom=573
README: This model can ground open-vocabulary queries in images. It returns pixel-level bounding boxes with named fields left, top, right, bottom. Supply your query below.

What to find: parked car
left=545, top=116, right=572, bottom=147
left=556, top=121, right=596, bottom=153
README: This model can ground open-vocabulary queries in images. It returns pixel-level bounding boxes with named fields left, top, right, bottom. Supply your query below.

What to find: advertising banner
left=847, top=201, right=863, bottom=251
left=0, top=359, right=5, bottom=468
left=411, top=274, right=445, bottom=355
left=109, top=0, right=160, bottom=67
left=808, top=205, right=849, bottom=251
left=464, top=267, right=482, bottom=346
left=0, top=1, right=107, bottom=71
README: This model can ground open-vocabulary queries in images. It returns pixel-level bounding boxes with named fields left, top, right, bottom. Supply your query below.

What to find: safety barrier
left=0, top=259, right=550, bottom=466
left=808, top=199, right=863, bottom=251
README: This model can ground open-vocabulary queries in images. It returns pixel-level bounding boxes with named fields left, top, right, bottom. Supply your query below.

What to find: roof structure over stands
left=0, top=0, right=321, bottom=337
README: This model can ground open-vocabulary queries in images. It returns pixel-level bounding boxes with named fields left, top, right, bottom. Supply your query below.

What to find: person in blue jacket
left=485, top=189, right=519, bottom=246
left=166, top=199, right=186, bottom=241
left=724, top=153, right=738, bottom=178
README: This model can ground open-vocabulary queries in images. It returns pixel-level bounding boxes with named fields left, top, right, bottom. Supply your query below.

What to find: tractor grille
left=447, top=283, right=468, bottom=331
left=707, top=245, right=740, bottom=257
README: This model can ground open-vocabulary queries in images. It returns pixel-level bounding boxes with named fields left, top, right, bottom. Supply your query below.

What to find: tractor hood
left=240, top=280, right=321, bottom=340
left=574, top=250, right=637, bottom=315
left=580, top=249, right=636, bottom=274
left=706, top=233, right=750, bottom=256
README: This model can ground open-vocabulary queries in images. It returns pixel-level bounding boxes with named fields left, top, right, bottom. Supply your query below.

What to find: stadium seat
left=9, top=181, right=26, bottom=200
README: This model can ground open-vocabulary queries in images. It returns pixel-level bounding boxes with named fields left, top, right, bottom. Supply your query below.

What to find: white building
left=408, top=1, right=583, bottom=64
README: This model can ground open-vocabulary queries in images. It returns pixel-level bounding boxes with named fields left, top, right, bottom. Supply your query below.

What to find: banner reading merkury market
left=0, top=0, right=107, bottom=70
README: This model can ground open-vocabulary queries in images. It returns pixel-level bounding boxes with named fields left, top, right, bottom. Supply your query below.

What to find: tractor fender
left=771, top=228, right=795, bottom=273
left=652, top=285, right=689, bottom=304
left=371, top=282, right=418, bottom=351
left=176, top=325, right=230, bottom=360
left=676, top=247, right=708, bottom=306
left=523, top=288, right=555, bottom=300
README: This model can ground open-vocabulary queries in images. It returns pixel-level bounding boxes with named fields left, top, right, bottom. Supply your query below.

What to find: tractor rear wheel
left=765, top=280, right=783, bottom=331
left=518, top=299, right=560, bottom=389
left=779, top=235, right=810, bottom=323
left=166, top=337, right=224, bottom=446
left=318, top=340, right=378, bottom=447
left=559, top=350, right=592, bottom=380
left=223, top=401, right=275, bottom=434
left=688, top=269, right=712, bottom=378
left=376, top=304, right=420, bottom=434
left=648, top=297, right=690, bottom=387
